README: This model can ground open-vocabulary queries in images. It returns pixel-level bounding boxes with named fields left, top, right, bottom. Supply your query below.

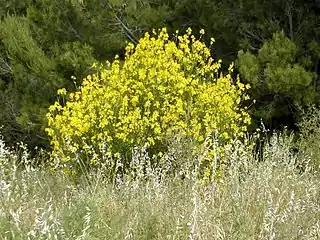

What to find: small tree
left=46, top=28, right=251, bottom=179
left=236, top=32, right=316, bottom=129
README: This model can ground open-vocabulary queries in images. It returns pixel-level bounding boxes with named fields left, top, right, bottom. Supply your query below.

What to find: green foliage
left=0, top=16, right=57, bottom=80
left=26, top=0, right=126, bottom=58
left=237, top=32, right=316, bottom=128
left=46, top=28, right=251, bottom=178
left=50, top=41, right=95, bottom=84
left=0, top=0, right=32, bottom=18
left=0, top=15, right=64, bottom=146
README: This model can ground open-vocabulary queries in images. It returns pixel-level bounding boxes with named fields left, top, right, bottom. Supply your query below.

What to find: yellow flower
left=186, top=27, right=192, bottom=35
left=57, top=88, right=67, bottom=96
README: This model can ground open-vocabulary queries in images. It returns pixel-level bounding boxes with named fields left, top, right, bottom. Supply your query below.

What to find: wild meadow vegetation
left=1, top=123, right=320, bottom=239
left=0, top=0, right=320, bottom=239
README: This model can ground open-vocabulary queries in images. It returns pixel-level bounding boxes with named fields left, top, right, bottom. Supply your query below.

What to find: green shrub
left=46, top=28, right=251, bottom=178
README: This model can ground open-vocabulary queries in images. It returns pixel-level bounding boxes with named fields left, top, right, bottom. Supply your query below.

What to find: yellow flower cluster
left=46, top=28, right=251, bottom=175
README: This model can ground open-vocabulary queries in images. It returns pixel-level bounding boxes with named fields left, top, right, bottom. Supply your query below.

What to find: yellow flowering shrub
left=46, top=28, right=251, bottom=177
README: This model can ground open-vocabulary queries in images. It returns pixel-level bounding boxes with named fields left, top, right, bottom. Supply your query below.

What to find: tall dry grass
left=0, top=129, right=319, bottom=239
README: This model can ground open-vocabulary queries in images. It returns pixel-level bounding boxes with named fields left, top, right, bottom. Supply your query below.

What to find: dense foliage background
left=0, top=0, right=319, bottom=150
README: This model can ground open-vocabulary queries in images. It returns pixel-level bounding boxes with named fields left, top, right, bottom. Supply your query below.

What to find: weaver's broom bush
left=46, top=28, right=251, bottom=179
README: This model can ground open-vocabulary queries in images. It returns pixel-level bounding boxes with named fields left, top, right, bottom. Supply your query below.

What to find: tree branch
left=0, top=56, right=13, bottom=75
left=106, top=1, right=139, bottom=45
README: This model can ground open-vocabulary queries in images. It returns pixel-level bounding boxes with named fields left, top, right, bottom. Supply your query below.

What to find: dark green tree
left=237, top=32, right=317, bottom=129
left=0, top=16, right=66, bottom=147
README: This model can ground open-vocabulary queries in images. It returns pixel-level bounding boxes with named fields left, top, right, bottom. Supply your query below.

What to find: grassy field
left=0, top=131, right=320, bottom=239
